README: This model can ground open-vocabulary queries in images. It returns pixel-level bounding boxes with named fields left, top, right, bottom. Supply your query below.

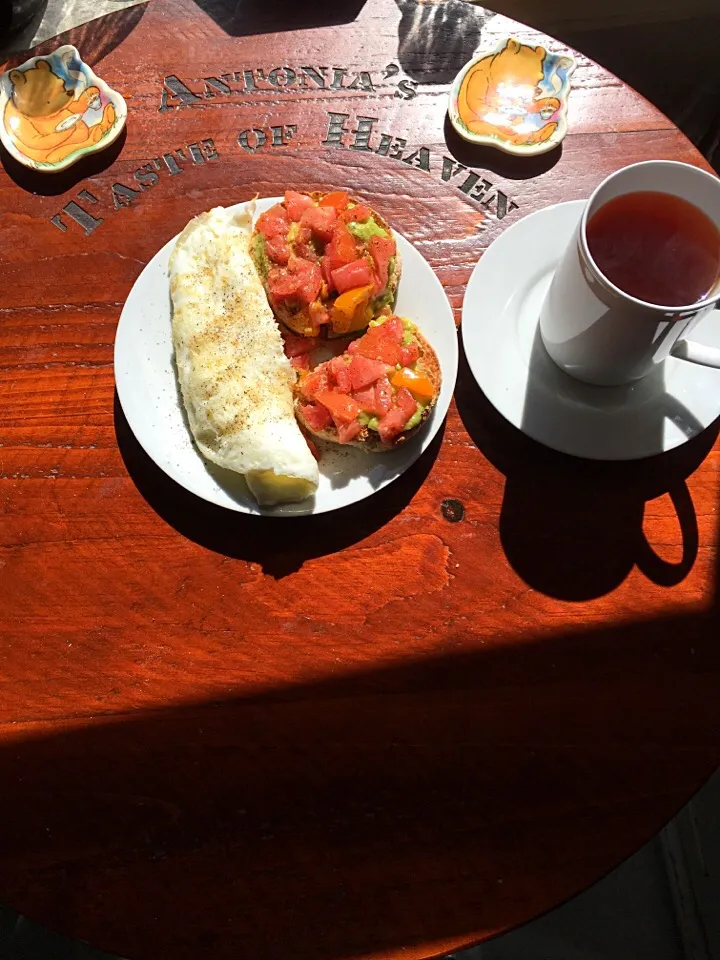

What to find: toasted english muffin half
left=295, top=318, right=441, bottom=452
left=251, top=190, right=401, bottom=339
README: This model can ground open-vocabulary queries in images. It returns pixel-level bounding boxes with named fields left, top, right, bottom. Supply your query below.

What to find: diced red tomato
left=300, top=205, right=337, bottom=243
left=267, top=257, right=322, bottom=305
left=325, top=223, right=358, bottom=271
left=282, top=330, right=320, bottom=357
left=347, top=316, right=399, bottom=352
left=395, top=386, right=419, bottom=422
left=291, top=353, right=310, bottom=371
left=377, top=406, right=408, bottom=445
left=351, top=375, right=392, bottom=416
left=285, top=190, right=314, bottom=221
left=315, top=391, right=362, bottom=424
left=266, top=234, right=291, bottom=265
left=380, top=316, right=404, bottom=341
left=351, top=385, right=376, bottom=411
left=300, top=366, right=331, bottom=401
left=336, top=419, right=363, bottom=443
left=319, top=191, right=349, bottom=212
left=332, top=258, right=373, bottom=294
left=348, top=354, right=391, bottom=391
left=369, top=235, right=396, bottom=295
left=294, top=225, right=319, bottom=262
left=256, top=203, right=290, bottom=239
left=329, top=355, right=353, bottom=393
left=321, top=256, right=335, bottom=293
left=355, top=333, right=402, bottom=366
left=400, top=342, right=420, bottom=366
left=374, top=376, right=393, bottom=415
left=342, top=203, right=371, bottom=223
left=377, top=390, right=417, bottom=443
left=356, top=315, right=403, bottom=344
left=300, top=402, right=332, bottom=432
left=267, top=266, right=299, bottom=300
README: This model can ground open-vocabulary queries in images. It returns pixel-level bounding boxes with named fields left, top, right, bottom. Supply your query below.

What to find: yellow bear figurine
left=457, top=39, right=562, bottom=147
left=4, top=59, right=116, bottom=166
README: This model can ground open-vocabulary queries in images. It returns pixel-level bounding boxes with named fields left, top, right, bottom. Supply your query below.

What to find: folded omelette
left=169, top=205, right=319, bottom=506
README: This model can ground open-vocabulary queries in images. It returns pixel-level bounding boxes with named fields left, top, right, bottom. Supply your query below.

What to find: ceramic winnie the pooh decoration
left=449, top=37, right=575, bottom=157
left=0, top=45, right=126, bottom=173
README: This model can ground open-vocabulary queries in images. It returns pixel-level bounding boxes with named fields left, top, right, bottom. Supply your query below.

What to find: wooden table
left=1, top=2, right=719, bottom=959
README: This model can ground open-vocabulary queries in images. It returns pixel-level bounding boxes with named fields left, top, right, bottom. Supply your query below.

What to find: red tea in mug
left=585, top=190, right=720, bottom=307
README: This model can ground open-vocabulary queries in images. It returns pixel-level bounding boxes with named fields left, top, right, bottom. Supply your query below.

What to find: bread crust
left=295, top=327, right=441, bottom=452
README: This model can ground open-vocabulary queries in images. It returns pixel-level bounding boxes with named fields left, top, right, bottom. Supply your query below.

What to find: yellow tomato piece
left=391, top=367, right=435, bottom=401
left=332, top=284, right=373, bottom=334
left=348, top=298, right=375, bottom=333
left=334, top=284, right=373, bottom=318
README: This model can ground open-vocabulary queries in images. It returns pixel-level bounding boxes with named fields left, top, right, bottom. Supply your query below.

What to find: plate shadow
left=114, top=391, right=444, bottom=575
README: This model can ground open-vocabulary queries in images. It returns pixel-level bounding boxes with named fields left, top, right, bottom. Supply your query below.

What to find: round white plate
left=462, top=200, right=720, bottom=460
left=114, top=197, right=457, bottom=515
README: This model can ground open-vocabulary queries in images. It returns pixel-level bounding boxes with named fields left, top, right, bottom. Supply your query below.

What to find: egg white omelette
left=169, top=205, right=319, bottom=506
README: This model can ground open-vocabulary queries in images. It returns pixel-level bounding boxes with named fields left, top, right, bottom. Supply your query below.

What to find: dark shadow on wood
left=0, top=0, right=49, bottom=55
left=0, top=605, right=718, bottom=960
left=536, top=15, right=720, bottom=171
left=114, top=391, right=444, bottom=574
left=192, top=0, right=366, bottom=37
left=0, top=126, right=126, bottom=196
left=444, top=113, right=563, bottom=180
left=0, top=1, right=147, bottom=66
left=394, top=0, right=490, bottom=84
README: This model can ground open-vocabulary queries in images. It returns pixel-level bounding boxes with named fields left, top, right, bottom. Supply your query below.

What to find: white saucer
left=461, top=200, right=720, bottom=460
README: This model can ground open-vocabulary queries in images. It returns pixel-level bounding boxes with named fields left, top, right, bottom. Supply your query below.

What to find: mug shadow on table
left=455, top=337, right=719, bottom=601
left=113, top=392, right=444, bottom=576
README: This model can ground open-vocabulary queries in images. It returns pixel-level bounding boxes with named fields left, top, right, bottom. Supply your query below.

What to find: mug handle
left=671, top=304, right=720, bottom=367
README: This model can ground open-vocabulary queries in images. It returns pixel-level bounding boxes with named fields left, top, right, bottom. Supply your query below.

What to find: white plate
left=462, top=200, right=720, bottom=460
left=114, top=197, right=457, bottom=515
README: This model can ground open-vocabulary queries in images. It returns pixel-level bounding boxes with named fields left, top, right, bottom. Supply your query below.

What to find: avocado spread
left=252, top=233, right=270, bottom=280
left=358, top=412, right=380, bottom=430
left=401, top=316, right=416, bottom=346
left=404, top=404, right=424, bottom=430
left=348, top=216, right=388, bottom=242
left=372, top=256, right=398, bottom=309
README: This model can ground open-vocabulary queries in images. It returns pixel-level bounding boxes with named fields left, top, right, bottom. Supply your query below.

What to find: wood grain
left=0, top=1, right=719, bottom=959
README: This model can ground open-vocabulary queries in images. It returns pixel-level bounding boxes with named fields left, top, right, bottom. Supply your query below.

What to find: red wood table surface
left=1, top=2, right=719, bottom=959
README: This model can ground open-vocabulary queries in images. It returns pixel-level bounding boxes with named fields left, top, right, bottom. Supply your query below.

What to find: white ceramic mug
left=539, top=160, right=720, bottom=386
